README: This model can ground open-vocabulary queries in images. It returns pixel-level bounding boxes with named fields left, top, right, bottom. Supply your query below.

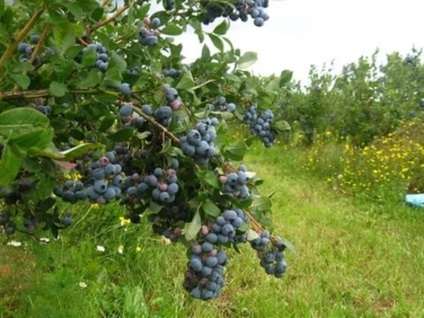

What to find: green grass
left=1, top=144, right=424, bottom=317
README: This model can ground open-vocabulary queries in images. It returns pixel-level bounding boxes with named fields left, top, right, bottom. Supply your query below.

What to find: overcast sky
left=176, top=0, right=424, bottom=83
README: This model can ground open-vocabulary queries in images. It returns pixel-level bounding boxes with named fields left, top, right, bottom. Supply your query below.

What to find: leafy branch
left=29, top=24, right=50, bottom=65
left=0, top=88, right=103, bottom=101
left=132, top=104, right=180, bottom=144
left=89, top=4, right=130, bottom=34
left=0, top=8, right=45, bottom=71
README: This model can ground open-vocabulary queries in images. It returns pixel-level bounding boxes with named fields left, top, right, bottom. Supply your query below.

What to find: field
left=3, top=1, right=424, bottom=318
left=2, top=144, right=424, bottom=318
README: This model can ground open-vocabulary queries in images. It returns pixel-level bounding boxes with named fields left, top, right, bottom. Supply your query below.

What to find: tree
left=0, top=0, right=291, bottom=301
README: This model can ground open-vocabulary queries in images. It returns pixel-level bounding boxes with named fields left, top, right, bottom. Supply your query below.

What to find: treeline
left=270, top=48, right=424, bottom=146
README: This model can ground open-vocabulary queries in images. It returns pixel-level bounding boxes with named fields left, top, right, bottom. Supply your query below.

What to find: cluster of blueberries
left=180, top=118, right=219, bottom=165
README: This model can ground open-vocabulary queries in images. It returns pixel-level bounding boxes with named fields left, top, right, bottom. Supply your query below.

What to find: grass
left=1, top=144, right=424, bottom=317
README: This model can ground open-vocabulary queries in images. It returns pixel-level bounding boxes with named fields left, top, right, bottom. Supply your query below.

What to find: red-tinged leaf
left=55, top=161, right=78, bottom=170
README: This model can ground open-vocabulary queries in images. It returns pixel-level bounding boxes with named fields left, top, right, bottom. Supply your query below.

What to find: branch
left=90, top=5, right=130, bottom=34
left=29, top=24, right=50, bottom=64
left=77, top=37, right=89, bottom=47
left=0, top=88, right=109, bottom=101
left=9, top=24, right=52, bottom=93
left=244, top=210, right=264, bottom=232
left=0, top=8, right=45, bottom=71
left=132, top=105, right=180, bottom=144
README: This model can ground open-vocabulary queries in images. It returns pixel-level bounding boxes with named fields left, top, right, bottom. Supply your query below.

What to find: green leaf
left=246, top=229, right=260, bottom=241
left=110, top=51, right=127, bottom=72
left=104, top=66, right=123, bottom=86
left=11, top=62, right=33, bottom=73
left=148, top=201, right=163, bottom=214
left=90, top=7, right=104, bottom=22
left=63, top=2, right=84, bottom=20
left=35, top=175, right=56, bottom=200
left=31, top=142, right=65, bottom=160
left=238, top=52, right=258, bottom=69
left=251, top=195, right=272, bottom=211
left=35, top=197, right=56, bottom=213
left=61, top=143, right=98, bottom=160
left=49, top=81, right=68, bottom=97
left=65, top=45, right=83, bottom=59
left=135, top=131, right=152, bottom=140
left=213, top=20, right=229, bottom=35
left=273, top=120, right=291, bottom=132
left=238, top=221, right=250, bottom=232
left=196, top=170, right=220, bottom=189
left=93, top=92, right=119, bottom=103
left=185, top=210, right=202, bottom=241
left=10, top=128, right=53, bottom=150
left=191, top=79, right=215, bottom=90
left=99, top=114, right=116, bottom=132
left=0, top=107, right=50, bottom=138
left=108, top=127, right=135, bottom=142
left=223, top=140, right=247, bottom=161
left=176, top=71, right=195, bottom=90
left=11, top=74, right=30, bottom=89
left=161, top=23, right=183, bottom=35
left=81, top=47, right=97, bottom=66
left=51, top=224, right=60, bottom=239
left=279, top=70, right=293, bottom=87
left=223, top=73, right=241, bottom=82
left=77, top=69, right=102, bottom=88
left=201, top=44, right=210, bottom=60
left=202, top=199, right=221, bottom=217
left=48, top=8, right=63, bottom=25
left=208, top=33, right=224, bottom=52
left=0, top=144, right=23, bottom=186
left=232, top=197, right=253, bottom=209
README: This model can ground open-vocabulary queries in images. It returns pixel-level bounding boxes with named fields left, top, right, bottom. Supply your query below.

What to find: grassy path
left=1, top=146, right=424, bottom=317
left=239, top=146, right=424, bottom=317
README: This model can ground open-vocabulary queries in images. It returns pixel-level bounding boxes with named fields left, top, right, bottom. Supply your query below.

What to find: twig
left=0, top=8, right=45, bottom=71
left=77, top=37, right=89, bottom=47
left=90, top=5, right=130, bottom=34
left=132, top=105, right=180, bottom=144
left=244, top=209, right=263, bottom=232
left=29, top=24, right=50, bottom=64
left=0, top=88, right=108, bottom=101
left=9, top=24, right=51, bottom=92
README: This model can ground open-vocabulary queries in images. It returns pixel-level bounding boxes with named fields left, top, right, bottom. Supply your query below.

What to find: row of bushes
left=279, top=49, right=424, bottom=146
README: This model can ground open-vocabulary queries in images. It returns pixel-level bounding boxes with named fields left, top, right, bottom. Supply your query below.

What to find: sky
left=175, top=0, right=424, bottom=84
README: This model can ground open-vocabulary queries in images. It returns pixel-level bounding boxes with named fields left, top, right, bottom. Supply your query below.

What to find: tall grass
left=302, top=115, right=424, bottom=202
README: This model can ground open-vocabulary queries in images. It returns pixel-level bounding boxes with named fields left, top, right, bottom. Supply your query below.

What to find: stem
left=0, top=8, right=45, bottom=71
left=244, top=210, right=264, bottom=232
left=90, top=5, right=130, bottom=34
left=77, top=37, right=89, bottom=47
left=132, top=105, right=180, bottom=144
left=0, top=88, right=111, bottom=101
left=9, top=24, right=52, bottom=92
left=29, top=24, right=50, bottom=64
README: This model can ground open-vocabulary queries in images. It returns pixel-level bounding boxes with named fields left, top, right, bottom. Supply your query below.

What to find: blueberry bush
left=0, top=0, right=292, bottom=300
left=281, top=49, right=424, bottom=146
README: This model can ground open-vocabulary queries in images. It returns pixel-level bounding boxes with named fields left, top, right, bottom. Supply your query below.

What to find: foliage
left=0, top=0, right=293, bottom=300
left=281, top=49, right=424, bottom=146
